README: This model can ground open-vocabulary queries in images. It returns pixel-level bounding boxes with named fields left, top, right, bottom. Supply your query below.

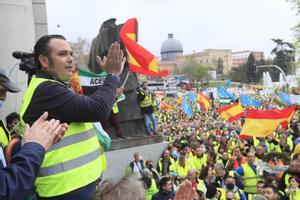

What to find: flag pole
left=121, top=70, right=130, bottom=88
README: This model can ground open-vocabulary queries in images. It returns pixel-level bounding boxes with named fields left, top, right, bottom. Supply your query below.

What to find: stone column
left=0, top=0, right=35, bottom=118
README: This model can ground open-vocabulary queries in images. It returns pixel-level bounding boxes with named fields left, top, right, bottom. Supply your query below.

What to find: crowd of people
left=123, top=87, right=300, bottom=200
left=1, top=33, right=300, bottom=200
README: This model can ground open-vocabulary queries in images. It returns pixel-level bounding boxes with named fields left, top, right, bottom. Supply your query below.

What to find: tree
left=271, top=39, right=295, bottom=75
left=228, top=64, right=247, bottom=83
left=216, top=58, right=224, bottom=75
left=181, top=59, right=208, bottom=81
left=70, top=37, right=91, bottom=69
left=246, top=53, right=257, bottom=83
left=287, top=0, right=300, bottom=59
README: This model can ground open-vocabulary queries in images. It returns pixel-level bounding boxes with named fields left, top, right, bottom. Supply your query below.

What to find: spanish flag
left=197, top=93, right=211, bottom=111
left=119, top=18, right=169, bottom=77
left=240, top=105, right=297, bottom=137
left=160, top=101, right=173, bottom=110
left=217, top=103, right=244, bottom=123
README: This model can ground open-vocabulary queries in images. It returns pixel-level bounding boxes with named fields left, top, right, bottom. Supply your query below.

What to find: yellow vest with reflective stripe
left=19, top=77, right=105, bottom=197
left=242, top=164, right=260, bottom=194
left=140, top=92, right=152, bottom=108
left=0, top=120, right=10, bottom=147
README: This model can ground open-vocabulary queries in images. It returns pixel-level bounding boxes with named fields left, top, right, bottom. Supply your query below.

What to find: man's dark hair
left=5, top=112, right=20, bottom=129
left=263, top=184, right=278, bottom=193
left=34, top=34, right=66, bottom=68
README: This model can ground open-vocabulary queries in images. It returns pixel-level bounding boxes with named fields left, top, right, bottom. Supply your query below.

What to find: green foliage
left=228, top=65, right=247, bottom=83
left=181, top=59, right=209, bottom=81
left=271, top=38, right=295, bottom=75
left=287, top=0, right=300, bottom=59
left=246, top=53, right=257, bottom=83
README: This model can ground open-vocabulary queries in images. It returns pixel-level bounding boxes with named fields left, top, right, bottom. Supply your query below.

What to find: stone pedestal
left=103, top=141, right=167, bottom=181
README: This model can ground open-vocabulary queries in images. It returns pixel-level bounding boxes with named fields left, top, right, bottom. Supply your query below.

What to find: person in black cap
left=0, top=67, right=68, bottom=200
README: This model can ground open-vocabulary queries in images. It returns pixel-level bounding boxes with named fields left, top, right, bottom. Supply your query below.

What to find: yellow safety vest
left=146, top=178, right=158, bottom=200
left=140, top=92, right=152, bottom=108
left=0, top=120, right=10, bottom=147
left=157, top=157, right=176, bottom=175
left=112, top=102, right=119, bottom=114
left=241, top=164, right=260, bottom=194
left=19, top=77, right=105, bottom=197
left=289, top=188, right=300, bottom=200
left=217, top=188, right=226, bottom=200
left=192, top=155, right=207, bottom=173
left=285, top=174, right=291, bottom=189
left=196, top=179, right=206, bottom=193
left=176, top=161, right=191, bottom=178
left=253, top=137, right=260, bottom=147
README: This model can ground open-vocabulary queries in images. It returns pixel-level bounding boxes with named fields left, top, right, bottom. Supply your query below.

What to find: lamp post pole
left=255, top=65, right=288, bottom=88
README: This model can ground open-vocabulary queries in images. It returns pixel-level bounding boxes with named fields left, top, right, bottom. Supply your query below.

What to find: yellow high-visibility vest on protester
left=216, top=188, right=226, bottom=200
left=139, top=92, right=152, bottom=108
left=146, top=178, right=158, bottom=200
left=112, top=102, right=119, bottom=114
left=0, top=120, right=10, bottom=147
left=285, top=174, right=291, bottom=189
left=241, top=164, right=260, bottom=194
left=19, top=77, right=106, bottom=197
left=157, top=157, right=176, bottom=175
left=288, top=188, right=300, bottom=200
left=192, top=155, right=207, bottom=173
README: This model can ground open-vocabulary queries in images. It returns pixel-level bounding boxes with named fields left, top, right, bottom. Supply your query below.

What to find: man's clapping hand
left=23, top=112, right=68, bottom=151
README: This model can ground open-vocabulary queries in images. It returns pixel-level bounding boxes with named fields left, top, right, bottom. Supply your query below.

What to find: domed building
left=160, top=33, right=183, bottom=61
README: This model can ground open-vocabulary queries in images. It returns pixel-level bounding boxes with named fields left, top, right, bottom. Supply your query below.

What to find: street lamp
left=255, top=65, right=288, bottom=88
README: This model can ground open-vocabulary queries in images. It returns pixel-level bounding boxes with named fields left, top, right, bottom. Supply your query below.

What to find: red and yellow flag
left=160, top=101, right=173, bottom=110
left=197, top=93, right=211, bottom=111
left=119, top=18, right=169, bottom=77
left=241, top=105, right=297, bottom=138
left=217, top=103, right=244, bottom=123
left=70, top=67, right=83, bottom=95
left=177, top=98, right=183, bottom=107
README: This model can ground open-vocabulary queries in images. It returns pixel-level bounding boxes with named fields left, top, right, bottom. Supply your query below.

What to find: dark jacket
left=152, top=191, right=175, bottom=200
left=21, top=71, right=119, bottom=199
left=0, top=142, right=45, bottom=200
left=22, top=72, right=119, bottom=125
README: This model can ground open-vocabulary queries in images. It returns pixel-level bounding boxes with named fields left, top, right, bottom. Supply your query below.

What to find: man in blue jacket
left=0, top=68, right=68, bottom=200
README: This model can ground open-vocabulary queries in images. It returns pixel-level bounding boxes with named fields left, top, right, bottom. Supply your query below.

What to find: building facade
left=232, top=50, right=264, bottom=67
left=176, top=49, right=233, bottom=74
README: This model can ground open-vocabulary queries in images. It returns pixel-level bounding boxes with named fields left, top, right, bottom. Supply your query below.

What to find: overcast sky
left=46, top=0, right=299, bottom=58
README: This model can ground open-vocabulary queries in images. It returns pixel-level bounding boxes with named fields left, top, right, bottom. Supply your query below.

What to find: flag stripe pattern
left=119, top=18, right=169, bottom=77
left=241, top=105, right=297, bottom=137
left=197, top=93, right=211, bottom=111
left=217, top=103, right=244, bottom=123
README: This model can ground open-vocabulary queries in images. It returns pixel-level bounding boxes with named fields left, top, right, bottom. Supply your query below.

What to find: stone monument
left=88, top=18, right=163, bottom=150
